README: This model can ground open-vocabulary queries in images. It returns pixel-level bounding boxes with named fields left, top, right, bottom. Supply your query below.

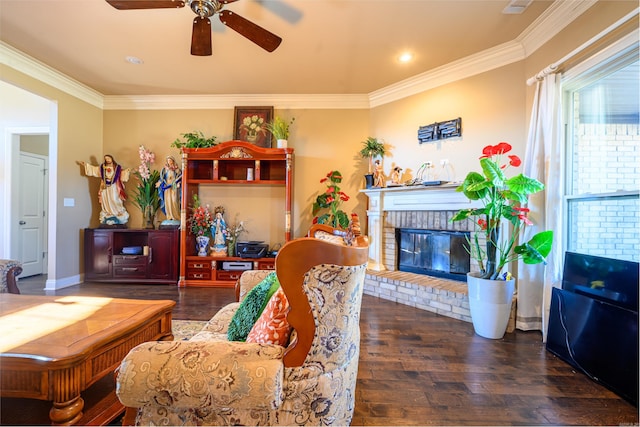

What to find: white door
left=19, top=153, right=46, bottom=277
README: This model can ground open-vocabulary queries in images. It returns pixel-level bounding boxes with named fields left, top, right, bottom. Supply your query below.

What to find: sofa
left=116, top=228, right=369, bottom=426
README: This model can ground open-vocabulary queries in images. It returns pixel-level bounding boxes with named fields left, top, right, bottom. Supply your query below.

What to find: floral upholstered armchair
left=116, top=226, right=369, bottom=426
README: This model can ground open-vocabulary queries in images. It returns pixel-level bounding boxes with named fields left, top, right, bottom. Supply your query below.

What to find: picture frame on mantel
left=233, top=106, right=274, bottom=148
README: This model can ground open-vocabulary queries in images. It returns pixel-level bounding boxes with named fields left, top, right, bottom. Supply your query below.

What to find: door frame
left=4, top=125, right=57, bottom=286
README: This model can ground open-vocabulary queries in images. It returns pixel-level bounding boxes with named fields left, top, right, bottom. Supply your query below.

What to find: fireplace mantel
left=361, top=184, right=481, bottom=271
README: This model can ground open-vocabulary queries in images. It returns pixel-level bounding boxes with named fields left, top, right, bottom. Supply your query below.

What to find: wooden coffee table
left=0, top=293, right=175, bottom=425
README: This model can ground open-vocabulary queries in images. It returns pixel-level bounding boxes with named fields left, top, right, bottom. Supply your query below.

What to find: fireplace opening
left=396, top=228, right=470, bottom=282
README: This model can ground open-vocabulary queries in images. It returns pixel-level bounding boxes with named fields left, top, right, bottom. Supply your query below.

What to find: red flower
left=495, top=142, right=512, bottom=154
left=508, top=155, right=522, bottom=167
left=320, top=177, right=328, bottom=183
left=512, top=207, right=532, bottom=225
left=480, top=142, right=513, bottom=159
left=477, top=219, right=488, bottom=230
left=518, top=214, right=533, bottom=225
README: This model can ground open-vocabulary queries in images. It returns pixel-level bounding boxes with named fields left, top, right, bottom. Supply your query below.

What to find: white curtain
left=516, top=74, right=564, bottom=341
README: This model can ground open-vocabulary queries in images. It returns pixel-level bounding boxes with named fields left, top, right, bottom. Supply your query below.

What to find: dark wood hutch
left=179, top=141, right=293, bottom=287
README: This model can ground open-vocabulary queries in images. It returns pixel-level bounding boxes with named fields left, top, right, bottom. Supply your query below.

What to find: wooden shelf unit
left=179, top=141, right=293, bottom=287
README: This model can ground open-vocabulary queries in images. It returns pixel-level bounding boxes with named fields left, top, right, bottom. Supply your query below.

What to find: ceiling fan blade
left=106, top=0, right=185, bottom=10
left=218, top=9, right=282, bottom=53
left=191, top=16, right=213, bottom=56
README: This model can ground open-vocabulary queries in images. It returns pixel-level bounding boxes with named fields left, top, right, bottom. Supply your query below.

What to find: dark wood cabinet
left=84, top=228, right=179, bottom=284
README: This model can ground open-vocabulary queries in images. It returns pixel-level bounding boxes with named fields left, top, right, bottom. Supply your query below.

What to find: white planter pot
left=466, top=272, right=515, bottom=339
left=276, top=139, right=288, bottom=148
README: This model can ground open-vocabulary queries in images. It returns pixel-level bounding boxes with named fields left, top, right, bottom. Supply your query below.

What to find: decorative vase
left=195, top=235, right=210, bottom=257
left=276, top=139, right=288, bottom=149
left=228, top=240, right=236, bottom=257
left=466, top=272, right=516, bottom=339
left=143, top=206, right=155, bottom=229
left=364, top=174, right=374, bottom=189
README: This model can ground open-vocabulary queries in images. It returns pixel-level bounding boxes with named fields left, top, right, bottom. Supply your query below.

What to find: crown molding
left=369, top=41, right=526, bottom=108
left=1, top=0, right=596, bottom=110
left=517, top=0, right=598, bottom=56
left=369, top=0, right=597, bottom=107
left=0, top=42, right=104, bottom=109
left=102, top=93, right=370, bottom=110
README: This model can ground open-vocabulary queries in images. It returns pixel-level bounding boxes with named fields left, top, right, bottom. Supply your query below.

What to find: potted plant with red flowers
left=451, top=142, right=553, bottom=338
left=312, top=170, right=351, bottom=229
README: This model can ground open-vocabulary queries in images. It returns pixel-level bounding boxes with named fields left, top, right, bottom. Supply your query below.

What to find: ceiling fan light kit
left=106, top=0, right=282, bottom=56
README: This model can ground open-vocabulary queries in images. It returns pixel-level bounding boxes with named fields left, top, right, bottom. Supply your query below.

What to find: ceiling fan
left=106, top=0, right=282, bottom=56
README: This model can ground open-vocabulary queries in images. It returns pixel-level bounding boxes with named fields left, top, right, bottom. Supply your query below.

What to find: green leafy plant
left=265, top=116, right=295, bottom=140
left=451, top=142, right=554, bottom=280
left=312, top=170, right=351, bottom=229
left=359, top=137, right=386, bottom=173
left=132, top=145, right=160, bottom=217
left=171, top=131, right=217, bottom=149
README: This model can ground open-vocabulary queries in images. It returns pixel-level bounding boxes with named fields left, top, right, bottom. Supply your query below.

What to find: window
left=562, top=43, right=639, bottom=262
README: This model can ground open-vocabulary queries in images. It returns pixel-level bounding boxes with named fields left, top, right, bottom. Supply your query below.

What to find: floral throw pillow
left=246, top=287, right=292, bottom=346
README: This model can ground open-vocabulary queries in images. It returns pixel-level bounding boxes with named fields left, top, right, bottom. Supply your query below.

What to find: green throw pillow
left=227, top=272, right=280, bottom=341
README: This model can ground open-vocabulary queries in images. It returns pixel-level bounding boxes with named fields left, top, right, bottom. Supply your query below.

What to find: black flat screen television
left=546, top=252, right=639, bottom=406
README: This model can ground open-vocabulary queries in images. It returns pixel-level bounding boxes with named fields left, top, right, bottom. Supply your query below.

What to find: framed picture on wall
left=233, top=106, right=274, bottom=148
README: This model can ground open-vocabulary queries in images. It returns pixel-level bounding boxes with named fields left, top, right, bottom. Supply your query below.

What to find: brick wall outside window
left=568, top=123, right=640, bottom=262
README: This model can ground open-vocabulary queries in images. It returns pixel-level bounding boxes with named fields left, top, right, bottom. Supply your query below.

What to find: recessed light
left=125, top=56, right=144, bottom=65
left=399, top=52, right=413, bottom=63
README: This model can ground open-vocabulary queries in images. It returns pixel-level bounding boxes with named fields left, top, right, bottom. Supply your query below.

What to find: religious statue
left=156, top=155, right=182, bottom=226
left=211, top=206, right=228, bottom=256
left=79, top=154, right=131, bottom=226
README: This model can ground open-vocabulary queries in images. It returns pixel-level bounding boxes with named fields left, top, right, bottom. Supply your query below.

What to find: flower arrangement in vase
left=226, top=215, right=247, bottom=257
left=312, top=170, right=351, bottom=229
left=188, top=194, right=213, bottom=256
left=132, top=145, right=160, bottom=229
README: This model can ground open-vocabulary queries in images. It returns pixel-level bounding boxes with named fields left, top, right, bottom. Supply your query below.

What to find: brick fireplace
left=361, top=184, right=482, bottom=323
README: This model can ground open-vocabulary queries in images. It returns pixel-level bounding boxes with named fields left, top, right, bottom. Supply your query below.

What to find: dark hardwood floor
left=15, top=275, right=639, bottom=426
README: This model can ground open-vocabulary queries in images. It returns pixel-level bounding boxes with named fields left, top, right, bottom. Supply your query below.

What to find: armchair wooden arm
left=276, top=235, right=368, bottom=367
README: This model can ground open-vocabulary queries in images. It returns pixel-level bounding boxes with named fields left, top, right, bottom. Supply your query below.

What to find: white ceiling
left=1, top=0, right=559, bottom=96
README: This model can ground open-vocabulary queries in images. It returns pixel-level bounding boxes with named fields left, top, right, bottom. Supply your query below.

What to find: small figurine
left=373, top=159, right=385, bottom=188
left=391, top=166, right=403, bottom=185
left=211, top=206, right=228, bottom=256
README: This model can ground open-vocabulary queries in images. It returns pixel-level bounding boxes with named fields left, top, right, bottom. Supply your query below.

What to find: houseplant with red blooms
left=451, top=142, right=554, bottom=280
left=188, top=194, right=213, bottom=237
left=312, top=170, right=351, bottom=229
